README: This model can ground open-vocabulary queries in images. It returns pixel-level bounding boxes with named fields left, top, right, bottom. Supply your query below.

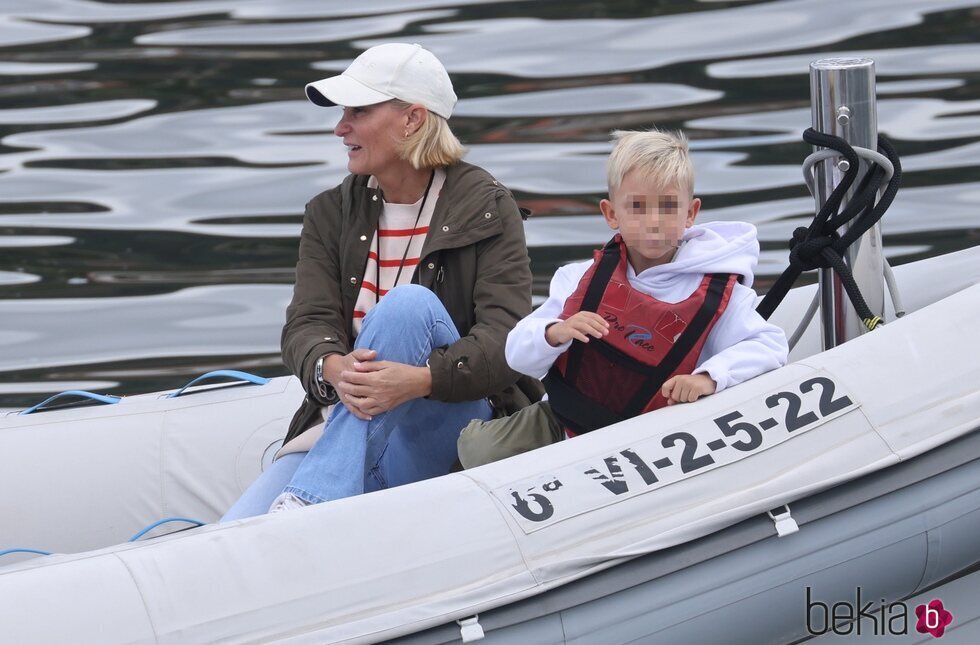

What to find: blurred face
left=333, top=101, right=407, bottom=176
left=599, top=170, right=700, bottom=271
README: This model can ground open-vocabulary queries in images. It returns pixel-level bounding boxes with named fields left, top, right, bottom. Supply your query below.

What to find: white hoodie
left=506, top=222, right=789, bottom=393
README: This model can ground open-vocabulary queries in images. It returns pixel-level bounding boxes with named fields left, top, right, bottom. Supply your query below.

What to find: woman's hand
left=336, top=359, right=432, bottom=419
left=324, top=349, right=377, bottom=419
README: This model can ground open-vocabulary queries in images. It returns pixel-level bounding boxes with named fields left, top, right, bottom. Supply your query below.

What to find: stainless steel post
left=810, top=58, right=885, bottom=349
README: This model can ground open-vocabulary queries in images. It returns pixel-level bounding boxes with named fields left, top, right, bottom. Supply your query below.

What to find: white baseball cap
left=305, top=43, right=457, bottom=119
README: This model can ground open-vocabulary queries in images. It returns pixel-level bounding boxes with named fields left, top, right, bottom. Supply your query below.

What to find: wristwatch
left=314, top=355, right=329, bottom=400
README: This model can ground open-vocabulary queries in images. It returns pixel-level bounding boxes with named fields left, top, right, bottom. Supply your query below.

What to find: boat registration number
left=493, top=371, right=860, bottom=533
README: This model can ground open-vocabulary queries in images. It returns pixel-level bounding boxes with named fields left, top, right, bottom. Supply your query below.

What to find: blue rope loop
left=0, top=548, right=53, bottom=557
left=1, top=518, right=206, bottom=559
left=166, top=369, right=270, bottom=399
left=128, top=517, right=206, bottom=542
left=18, top=390, right=121, bottom=416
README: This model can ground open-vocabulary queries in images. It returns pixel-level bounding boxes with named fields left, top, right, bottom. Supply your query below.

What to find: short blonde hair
left=391, top=100, right=466, bottom=169
left=607, top=128, right=694, bottom=198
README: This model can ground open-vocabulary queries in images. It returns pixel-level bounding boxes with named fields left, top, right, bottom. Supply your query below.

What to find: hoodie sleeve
left=505, top=261, right=590, bottom=379
left=693, top=284, right=789, bottom=392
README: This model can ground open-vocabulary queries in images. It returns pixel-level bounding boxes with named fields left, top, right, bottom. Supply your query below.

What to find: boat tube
left=0, top=244, right=978, bottom=643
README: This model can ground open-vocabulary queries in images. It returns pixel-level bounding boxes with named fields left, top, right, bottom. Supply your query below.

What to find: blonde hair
left=607, top=128, right=694, bottom=198
left=391, top=100, right=466, bottom=169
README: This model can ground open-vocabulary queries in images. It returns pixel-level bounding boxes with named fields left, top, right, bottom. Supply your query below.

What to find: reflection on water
left=1, top=0, right=978, bottom=406
left=708, top=43, right=980, bottom=79
left=344, top=0, right=980, bottom=76
left=453, top=83, right=724, bottom=117
left=134, top=11, right=459, bottom=46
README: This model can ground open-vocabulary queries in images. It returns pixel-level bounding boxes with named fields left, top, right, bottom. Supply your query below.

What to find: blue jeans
left=221, top=452, right=305, bottom=521
left=222, top=285, right=491, bottom=520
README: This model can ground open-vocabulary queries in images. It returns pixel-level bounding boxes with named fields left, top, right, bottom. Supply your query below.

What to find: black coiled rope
left=756, top=128, right=902, bottom=329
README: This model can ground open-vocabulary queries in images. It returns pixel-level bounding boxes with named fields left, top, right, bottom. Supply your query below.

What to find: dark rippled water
left=1, top=0, right=979, bottom=408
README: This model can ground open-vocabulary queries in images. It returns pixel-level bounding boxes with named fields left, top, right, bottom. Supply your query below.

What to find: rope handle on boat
left=0, top=548, right=53, bottom=558
left=165, top=369, right=270, bottom=399
left=0, top=518, right=205, bottom=560
left=756, top=128, right=902, bottom=327
left=128, top=517, right=205, bottom=541
left=17, top=390, right=121, bottom=416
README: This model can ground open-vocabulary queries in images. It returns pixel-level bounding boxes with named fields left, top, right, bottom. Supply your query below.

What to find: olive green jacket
left=281, top=160, right=543, bottom=444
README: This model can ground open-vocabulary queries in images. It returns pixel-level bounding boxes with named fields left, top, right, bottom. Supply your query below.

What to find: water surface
left=1, top=0, right=978, bottom=407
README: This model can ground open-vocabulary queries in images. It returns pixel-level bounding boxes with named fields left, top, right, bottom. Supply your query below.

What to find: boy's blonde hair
left=391, top=99, right=466, bottom=169
left=607, top=128, right=694, bottom=198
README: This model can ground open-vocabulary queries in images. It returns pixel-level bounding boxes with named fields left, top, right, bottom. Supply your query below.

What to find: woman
left=223, top=43, right=540, bottom=519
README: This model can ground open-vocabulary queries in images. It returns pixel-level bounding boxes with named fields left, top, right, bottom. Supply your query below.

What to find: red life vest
left=543, top=235, right=737, bottom=435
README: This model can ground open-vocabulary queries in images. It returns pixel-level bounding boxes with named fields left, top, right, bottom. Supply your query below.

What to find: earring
left=404, top=129, right=411, bottom=137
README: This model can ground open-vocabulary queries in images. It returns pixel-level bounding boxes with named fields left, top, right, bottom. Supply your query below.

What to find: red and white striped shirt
left=353, top=169, right=446, bottom=334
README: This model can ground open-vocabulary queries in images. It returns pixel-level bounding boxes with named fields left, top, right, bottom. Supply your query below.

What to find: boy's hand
left=545, top=312, right=609, bottom=347
left=662, top=373, right=716, bottom=405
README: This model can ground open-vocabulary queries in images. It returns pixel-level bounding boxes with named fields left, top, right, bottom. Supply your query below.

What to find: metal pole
left=810, top=58, right=885, bottom=349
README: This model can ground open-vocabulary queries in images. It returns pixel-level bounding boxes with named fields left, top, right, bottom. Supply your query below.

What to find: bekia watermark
left=806, top=587, right=953, bottom=637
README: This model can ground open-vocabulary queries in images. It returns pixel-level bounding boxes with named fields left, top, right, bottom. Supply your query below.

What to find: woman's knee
left=380, top=284, right=439, bottom=309
left=365, top=284, right=447, bottom=326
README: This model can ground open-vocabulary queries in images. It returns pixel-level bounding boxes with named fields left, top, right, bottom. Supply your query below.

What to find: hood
left=633, top=221, right=759, bottom=288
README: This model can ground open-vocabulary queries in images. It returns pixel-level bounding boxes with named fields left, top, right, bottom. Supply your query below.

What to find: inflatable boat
left=2, top=59, right=979, bottom=643
left=1, top=241, right=979, bottom=644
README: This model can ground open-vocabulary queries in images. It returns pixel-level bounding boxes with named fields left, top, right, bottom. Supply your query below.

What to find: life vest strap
left=543, top=366, right=625, bottom=435
left=564, top=239, right=621, bottom=386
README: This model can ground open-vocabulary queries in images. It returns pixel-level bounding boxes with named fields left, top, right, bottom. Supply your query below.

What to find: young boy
left=458, top=128, right=789, bottom=468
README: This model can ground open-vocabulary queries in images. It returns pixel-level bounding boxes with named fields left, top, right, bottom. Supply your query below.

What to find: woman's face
left=334, top=102, right=407, bottom=176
